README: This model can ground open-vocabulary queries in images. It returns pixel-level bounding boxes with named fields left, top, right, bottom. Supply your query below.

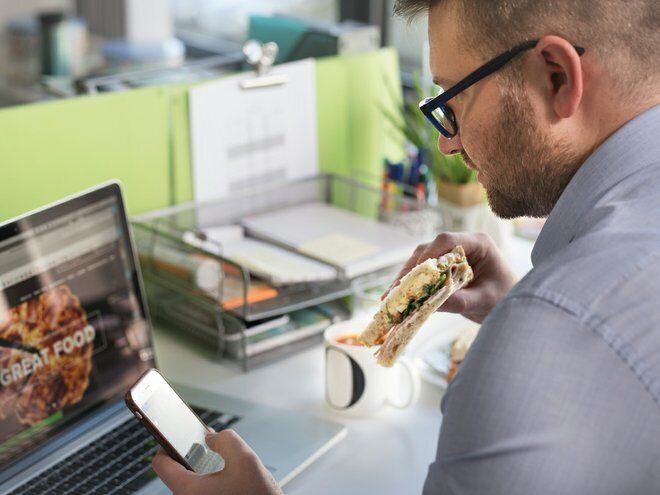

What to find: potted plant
left=382, top=73, right=484, bottom=207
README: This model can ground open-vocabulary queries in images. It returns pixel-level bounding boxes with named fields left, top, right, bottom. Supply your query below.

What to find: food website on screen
left=0, top=198, right=152, bottom=465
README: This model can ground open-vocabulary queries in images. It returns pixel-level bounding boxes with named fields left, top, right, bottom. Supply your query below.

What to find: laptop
left=0, top=182, right=346, bottom=495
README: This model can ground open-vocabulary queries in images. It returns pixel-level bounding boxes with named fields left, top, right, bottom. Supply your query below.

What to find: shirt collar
left=531, top=104, right=660, bottom=267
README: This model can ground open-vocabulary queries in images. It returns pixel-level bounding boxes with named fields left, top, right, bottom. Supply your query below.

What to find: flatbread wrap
left=359, top=246, right=473, bottom=367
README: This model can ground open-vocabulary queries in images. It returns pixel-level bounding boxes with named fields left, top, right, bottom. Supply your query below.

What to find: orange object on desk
left=222, top=283, right=278, bottom=310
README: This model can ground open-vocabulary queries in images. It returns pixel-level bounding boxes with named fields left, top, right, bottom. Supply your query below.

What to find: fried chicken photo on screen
left=0, top=286, right=94, bottom=426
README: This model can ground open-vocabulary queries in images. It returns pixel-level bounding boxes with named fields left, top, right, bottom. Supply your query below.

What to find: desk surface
left=154, top=323, right=445, bottom=495
left=153, top=237, right=534, bottom=495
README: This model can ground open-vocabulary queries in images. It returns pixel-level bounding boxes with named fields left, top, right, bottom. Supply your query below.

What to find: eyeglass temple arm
left=440, top=40, right=585, bottom=102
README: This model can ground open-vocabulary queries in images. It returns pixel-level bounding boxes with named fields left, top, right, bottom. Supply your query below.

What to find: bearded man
left=151, top=1, right=660, bottom=493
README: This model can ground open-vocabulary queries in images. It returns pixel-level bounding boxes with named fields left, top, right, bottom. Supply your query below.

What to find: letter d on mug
left=324, top=319, right=421, bottom=416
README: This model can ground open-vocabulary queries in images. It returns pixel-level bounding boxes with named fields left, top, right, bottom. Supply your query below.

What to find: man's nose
left=437, top=132, right=462, bottom=155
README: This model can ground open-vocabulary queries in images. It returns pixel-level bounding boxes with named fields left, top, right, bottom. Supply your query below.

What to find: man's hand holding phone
left=125, top=369, right=282, bottom=495
left=152, top=429, right=283, bottom=495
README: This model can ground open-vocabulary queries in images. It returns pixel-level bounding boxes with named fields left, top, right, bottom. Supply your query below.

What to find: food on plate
left=446, top=326, right=479, bottom=383
left=359, top=246, right=473, bottom=367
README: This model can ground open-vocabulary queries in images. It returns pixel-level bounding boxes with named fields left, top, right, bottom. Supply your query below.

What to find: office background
left=0, top=0, right=429, bottom=98
left=0, top=0, right=435, bottom=222
left=0, top=3, right=540, bottom=494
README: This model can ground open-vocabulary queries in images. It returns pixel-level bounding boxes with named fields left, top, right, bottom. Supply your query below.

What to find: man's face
left=428, top=4, right=581, bottom=218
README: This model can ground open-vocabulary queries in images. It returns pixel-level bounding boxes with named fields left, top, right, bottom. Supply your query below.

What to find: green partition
left=0, top=48, right=404, bottom=223
left=0, top=87, right=171, bottom=222
left=163, top=83, right=195, bottom=205
left=317, top=47, right=405, bottom=188
left=317, top=47, right=405, bottom=216
left=168, top=47, right=406, bottom=205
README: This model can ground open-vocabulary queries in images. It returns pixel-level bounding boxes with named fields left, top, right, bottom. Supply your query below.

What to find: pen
left=416, top=182, right=426, bottom=204
left=381, top=162, right=391, bottom=213
left=389, top=162, right=404, bottom=192
left=384, top=181, right=396, bottom=213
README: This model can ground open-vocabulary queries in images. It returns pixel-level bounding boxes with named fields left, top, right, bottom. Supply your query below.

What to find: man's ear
left=533, top=35, right=584, bottom=119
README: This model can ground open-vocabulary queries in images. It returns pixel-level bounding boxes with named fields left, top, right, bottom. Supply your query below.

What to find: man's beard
left=474, top=84, right=583, bottom=219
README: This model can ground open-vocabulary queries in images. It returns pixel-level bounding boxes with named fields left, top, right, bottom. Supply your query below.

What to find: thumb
left=152, top=448, right=197, bottom=493
left=205, top=429, right=255, bottom=464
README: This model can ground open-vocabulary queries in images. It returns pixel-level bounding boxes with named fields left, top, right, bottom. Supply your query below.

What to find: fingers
left=438, top=289, right=475, bottom=314
left=383, top=232, right=486, bottom=300
left=152, top=448, right=196, bottom=493
left=416, top=233, right=462, bottom=264
left=421, top=232, right=491, bottom=266
left=437, top=287, right=493, bottom=323
left=382, top=232, right=498, bottom=308
left=205, top=430, right=258, bottom=465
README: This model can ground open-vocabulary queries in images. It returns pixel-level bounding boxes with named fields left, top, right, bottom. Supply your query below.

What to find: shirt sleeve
left=422, top=295, right=660, bottom=495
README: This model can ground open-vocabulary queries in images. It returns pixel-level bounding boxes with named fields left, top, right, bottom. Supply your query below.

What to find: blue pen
left=409, top=159, right=421, bottom=188
left=388, top=162, right=405, bottom=193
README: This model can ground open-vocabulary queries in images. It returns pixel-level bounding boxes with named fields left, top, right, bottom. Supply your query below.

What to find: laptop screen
left=0, top=183, right=154, bottom=468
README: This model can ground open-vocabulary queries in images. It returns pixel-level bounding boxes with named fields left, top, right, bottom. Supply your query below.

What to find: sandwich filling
left=386, top=273, right=447, bottom=323
left=382, top=258, right=450, bottom=329
left=360, top=245, right=473, bottom=367
left=359, top=246, right=471, bottom=351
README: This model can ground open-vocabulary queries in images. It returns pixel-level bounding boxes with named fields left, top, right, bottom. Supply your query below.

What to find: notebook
left=223, top=306, right=337, bottom=358
left=240, top=203, right=422, bottom=278
left=217, top=237, right=338, bottom=286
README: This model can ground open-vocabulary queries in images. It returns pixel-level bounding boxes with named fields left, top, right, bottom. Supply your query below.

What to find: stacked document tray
left=131, top=174, right=444, bottom=370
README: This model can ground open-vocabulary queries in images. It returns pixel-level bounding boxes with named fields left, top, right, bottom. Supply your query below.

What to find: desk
left=153, top=237, right=534, bottom=495
left=154, top=323, right=444, bottom=495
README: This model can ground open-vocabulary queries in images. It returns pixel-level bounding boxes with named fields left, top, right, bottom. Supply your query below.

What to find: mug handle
left=386, top=356, right=421, bottom=409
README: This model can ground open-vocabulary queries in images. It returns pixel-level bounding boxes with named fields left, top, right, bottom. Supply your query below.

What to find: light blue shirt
left=424, top=104, right=660, bottom=494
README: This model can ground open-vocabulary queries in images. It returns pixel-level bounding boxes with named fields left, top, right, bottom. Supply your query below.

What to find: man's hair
left=394, top=0, right=660, bottom=91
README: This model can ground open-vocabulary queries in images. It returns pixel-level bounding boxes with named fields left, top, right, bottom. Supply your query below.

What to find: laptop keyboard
left=8, top=407, right=239, bottom=495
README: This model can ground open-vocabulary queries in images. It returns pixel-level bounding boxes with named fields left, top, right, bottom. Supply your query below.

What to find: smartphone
left=125, top=368, right=224, bottom=475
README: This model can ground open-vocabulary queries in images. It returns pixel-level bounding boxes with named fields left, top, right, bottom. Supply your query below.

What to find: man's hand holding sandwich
left=385, top=232, right=518, bottom=324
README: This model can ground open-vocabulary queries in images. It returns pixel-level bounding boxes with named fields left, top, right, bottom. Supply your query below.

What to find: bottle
left=39, top=12, right=67, bottom=76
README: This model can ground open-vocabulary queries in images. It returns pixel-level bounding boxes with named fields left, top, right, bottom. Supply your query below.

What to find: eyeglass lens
left=431, top=105, right=457, bottom=136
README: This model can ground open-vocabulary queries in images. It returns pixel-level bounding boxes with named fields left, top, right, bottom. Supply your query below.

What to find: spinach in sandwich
left=399, top=272, right=447, bottom=321
left=385, top=306, right=394, bottom=324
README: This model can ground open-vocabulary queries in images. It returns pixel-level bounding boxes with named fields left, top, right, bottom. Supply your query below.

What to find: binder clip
left=240, top=40, right=289, bottom=90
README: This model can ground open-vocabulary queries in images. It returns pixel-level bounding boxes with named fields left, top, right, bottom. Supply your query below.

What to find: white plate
left=405, top=313, right=479, bottom=389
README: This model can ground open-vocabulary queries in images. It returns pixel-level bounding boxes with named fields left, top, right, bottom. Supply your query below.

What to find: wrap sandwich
left=358, top=246, right=473, bottom=367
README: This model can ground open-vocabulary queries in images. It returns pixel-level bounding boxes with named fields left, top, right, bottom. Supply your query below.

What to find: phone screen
left=130, top=370, right=224, bottom=474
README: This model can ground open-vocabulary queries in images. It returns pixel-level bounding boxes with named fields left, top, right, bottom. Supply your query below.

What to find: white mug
left=324, top=319, right=421, bottom=416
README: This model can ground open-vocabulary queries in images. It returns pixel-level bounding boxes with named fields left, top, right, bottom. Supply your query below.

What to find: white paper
left=189, top=58, right=319, bottom=202
left=219, top=238, right=338, bottom=285
left=241, top=203, right=423, bottom=278
left=298, top=234, right=380, bottom=265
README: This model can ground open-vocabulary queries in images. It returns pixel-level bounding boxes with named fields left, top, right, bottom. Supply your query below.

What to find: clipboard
left=189, top=42, right=319, bottom=205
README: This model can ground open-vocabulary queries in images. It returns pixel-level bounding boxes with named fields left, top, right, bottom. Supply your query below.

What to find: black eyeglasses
left=419, top=39, right=585, bottom=138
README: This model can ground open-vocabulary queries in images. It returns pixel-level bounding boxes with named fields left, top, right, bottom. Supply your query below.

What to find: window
left=385, top=0, right=428, bottom=74
left=171, top=0, right=339, bottom=44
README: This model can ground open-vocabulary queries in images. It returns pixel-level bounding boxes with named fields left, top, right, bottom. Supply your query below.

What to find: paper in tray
left=223, top=303, right=344, bottom=359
